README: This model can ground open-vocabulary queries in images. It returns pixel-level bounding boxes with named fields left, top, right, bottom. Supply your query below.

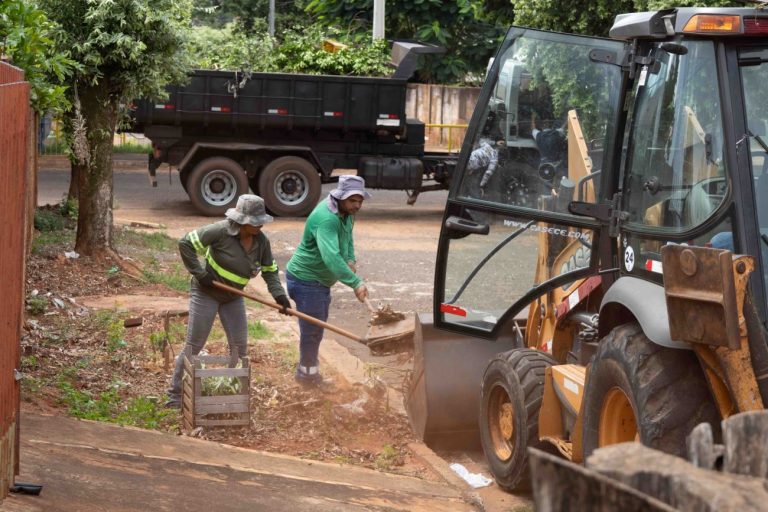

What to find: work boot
left=164, top=396, right=181, bottom=409
left=294, top=364, right=323, bottom=387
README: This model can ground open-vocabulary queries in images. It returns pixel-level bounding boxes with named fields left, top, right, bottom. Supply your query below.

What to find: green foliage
left=308, top=0, right=506, bottom=83
left=142, top=260, right=190, bottom=292
left=187, top=22, right=391, bottom=76
left=192, top=0, right=312, bottom=35
left=31, top=228, right=75, bottom=255
left=116, top=229, right=175, bottom=253
left=34, top=209, right=65, bottom=232
left=247, top=320, right=271, bottom=339
left=512, top=0, right=741, bottom=38
left=25, top=294, right=48, bottom=315
left=0, top=0, right=74, bottom=113
left=374, top=444, right=399, bottom=470
left=57, top=378, right=174, bottom=428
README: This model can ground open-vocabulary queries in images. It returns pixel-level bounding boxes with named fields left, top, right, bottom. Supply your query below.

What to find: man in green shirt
left=286, top=175, right=370, bottom=384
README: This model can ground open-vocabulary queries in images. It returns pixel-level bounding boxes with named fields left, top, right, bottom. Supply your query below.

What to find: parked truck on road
left=406, top=6, right=768, bottom=493
left=129, top=42, right=457, bottom=217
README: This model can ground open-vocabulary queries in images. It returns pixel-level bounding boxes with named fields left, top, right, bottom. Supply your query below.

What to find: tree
left=38, top=0, right=193, bottom=258
left=308, top=0, right=506, bottom=84
left=512, top=0, right=741, bottom=38
left=0, top=0, right=72, bottom=114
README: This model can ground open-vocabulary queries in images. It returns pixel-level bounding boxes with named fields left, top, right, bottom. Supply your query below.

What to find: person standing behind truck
left=286, top=175, right=370, bottom=385
left=165, top=194, right=292, bottom=408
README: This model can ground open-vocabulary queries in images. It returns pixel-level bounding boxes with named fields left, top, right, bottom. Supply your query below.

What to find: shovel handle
left=212, top=281, right=364, bottom=343
left=364, top=297, right=377, bottom=314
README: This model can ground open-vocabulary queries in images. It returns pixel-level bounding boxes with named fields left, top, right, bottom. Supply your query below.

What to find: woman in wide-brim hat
left=165, top=194, right=292, bottom=408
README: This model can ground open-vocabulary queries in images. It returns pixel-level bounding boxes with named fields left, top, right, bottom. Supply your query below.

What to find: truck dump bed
left=132, top=69, right=409, bottom=136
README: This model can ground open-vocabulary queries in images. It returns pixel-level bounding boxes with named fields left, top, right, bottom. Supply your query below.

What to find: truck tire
left=581, top=322, right=719, bottom=459
left=187, top=157, right=249, bottom=216
left=258, top=156, right=321, bottom=217
left=479, top=348, right=556, bottom=491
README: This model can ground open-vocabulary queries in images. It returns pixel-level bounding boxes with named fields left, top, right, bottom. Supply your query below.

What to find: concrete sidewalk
left=2, top=412, right=476, bottom=512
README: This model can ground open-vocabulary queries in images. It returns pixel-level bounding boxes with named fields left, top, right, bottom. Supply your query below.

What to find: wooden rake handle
left=212, top=281, right=364, bottom=343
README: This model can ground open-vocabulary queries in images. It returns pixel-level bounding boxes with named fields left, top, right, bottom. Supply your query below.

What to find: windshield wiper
left=749, top=129, right=768, bottom=154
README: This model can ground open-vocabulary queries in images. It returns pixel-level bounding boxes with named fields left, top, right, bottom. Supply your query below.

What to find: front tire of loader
left=582, top=322, right=719, bottom=459
left=479, top=348, right=556, bottom=491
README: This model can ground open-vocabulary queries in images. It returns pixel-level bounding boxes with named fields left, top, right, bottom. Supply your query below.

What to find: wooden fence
left=406, top=83, right=481, bottom=153
left=0, top=59, right=30, bottom=502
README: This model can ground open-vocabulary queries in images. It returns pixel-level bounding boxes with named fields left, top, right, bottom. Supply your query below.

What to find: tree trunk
left=74, top=83, right=117, bottom=257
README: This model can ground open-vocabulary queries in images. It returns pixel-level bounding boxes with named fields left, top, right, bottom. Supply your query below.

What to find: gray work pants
left=167, top=285, right=247, bottom=400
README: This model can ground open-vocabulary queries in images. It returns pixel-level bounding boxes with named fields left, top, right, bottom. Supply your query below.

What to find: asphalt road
left=37, top=162, right=449, bottom=368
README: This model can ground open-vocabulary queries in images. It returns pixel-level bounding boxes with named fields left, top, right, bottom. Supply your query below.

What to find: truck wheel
left=480, top=348, right=556, bottom=491
left=258, top=156, right=321, bottom=217
left=581, top=322, right=719, bottom=459
left=187, top=157, right=249, bottom=216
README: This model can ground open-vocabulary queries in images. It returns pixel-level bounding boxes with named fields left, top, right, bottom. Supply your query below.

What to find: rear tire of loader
left=582, top=322, right=719, bottom=459
left=479, top=348, right=556, bottom=491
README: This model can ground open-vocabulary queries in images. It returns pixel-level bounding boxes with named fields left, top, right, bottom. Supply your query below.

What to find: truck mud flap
left=406, top=313, right=520, bottom=450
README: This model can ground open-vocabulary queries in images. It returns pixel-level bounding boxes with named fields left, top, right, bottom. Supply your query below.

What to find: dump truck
left=129, top=42, right=456, bottom=217
left=406, top=6, right=768, bottom=491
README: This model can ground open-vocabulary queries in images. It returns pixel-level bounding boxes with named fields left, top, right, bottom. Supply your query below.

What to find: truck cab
left=407, top=7, right=768, bottom=492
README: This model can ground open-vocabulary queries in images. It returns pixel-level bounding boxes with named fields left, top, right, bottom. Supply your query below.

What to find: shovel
left=363, top=297, right=416, bottom=354
left=212, top=281, right=364, bottom=343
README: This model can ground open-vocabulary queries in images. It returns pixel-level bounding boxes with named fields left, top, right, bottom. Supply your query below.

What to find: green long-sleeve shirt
left=286, top=199, right=362, bottom=289
left=179, top=220, right=287, bottom=303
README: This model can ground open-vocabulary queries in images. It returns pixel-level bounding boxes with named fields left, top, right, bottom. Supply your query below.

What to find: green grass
left=374, top=444, right=398, bottom=470
left=56, top=378, right=174, bottom=428
left=112, top=142, right=151, bottom=154
left=142, top=261, right=190, bottom=292
left=116, top=228, right=175, bottom=252
left=274, top=344, right=299, bottom=371
left=248, top=320, right=271, bottom=340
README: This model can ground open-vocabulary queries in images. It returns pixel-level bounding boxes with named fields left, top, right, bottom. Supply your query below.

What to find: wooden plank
left=195, top=368, right=250, bottom=378
left=195, top=402, right=249, bottom=415
left=723, top=410, right=768, bottom=478
left=587, top=443, right=768, bottom=511
left=529, top=448, right=674, bottom=511
left=195, top=418, right=250, bottom=427
left=196, top=395, right=249, bottom=405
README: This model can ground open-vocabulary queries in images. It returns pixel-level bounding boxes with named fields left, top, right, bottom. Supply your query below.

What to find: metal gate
left=0, top=60, right=30, bottom=501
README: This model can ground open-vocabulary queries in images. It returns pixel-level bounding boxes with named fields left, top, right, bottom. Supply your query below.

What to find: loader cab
left=434, top=8, right=768, bottom=342
left=433, top=27, right=627, bottom=344
left=615, top=9, right=768, bottom=325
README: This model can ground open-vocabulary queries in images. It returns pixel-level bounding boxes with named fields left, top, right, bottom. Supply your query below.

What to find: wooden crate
left=181, top=355, right=250, bottom=431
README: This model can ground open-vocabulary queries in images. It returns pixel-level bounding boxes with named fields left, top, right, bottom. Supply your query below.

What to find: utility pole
left=268, top=0, right=275, bottom=38
left=373, top=0, right=384, bottom=41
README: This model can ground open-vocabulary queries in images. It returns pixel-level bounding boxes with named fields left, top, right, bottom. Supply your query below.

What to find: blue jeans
left=286, top=271, right=331, bottom=376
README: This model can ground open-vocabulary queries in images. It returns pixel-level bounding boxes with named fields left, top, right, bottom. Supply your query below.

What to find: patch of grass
left=274, top=344, right=299, bottom=371
left=374, top=444, right=398, bottom=470
left=31, top=229, right=75, bottom=255
left=142, top=260, right=189, bottom=292
left=56, top=379, right=174, bottom=428
left=21, top=375, right=44, bottom=396
left=34, top=209, right=65, bottom=232
left=25, top=295, right=48, bottom=315
left=92, top=310, right=127, bottom=352
left=248, top=320, right=271, bottom=340
left=21, top=355, right=39, bottom=369
left=116, top=228, right=175, bottom=252
left=113, top=142, right=150, bottom=154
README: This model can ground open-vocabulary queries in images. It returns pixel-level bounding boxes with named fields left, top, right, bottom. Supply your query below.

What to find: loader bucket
left=406, top=313, right=521, bottom=450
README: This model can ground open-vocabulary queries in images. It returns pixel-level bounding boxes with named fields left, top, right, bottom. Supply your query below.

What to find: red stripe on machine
left=645, top=259, right=663, bottom=273
left=267, top=108, right=288, bottom=115
left=555, top=276, right=602, bottom=319
left=324, top=111, right=344, bottom=117
left=440, top=303, right=467, bottom=317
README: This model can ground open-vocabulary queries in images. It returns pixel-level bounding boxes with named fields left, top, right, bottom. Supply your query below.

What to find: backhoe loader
left=406, top=6, right=768, bottom=491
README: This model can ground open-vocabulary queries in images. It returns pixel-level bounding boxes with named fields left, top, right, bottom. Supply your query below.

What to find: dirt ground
left=21, top=217, right=439, bottom=482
